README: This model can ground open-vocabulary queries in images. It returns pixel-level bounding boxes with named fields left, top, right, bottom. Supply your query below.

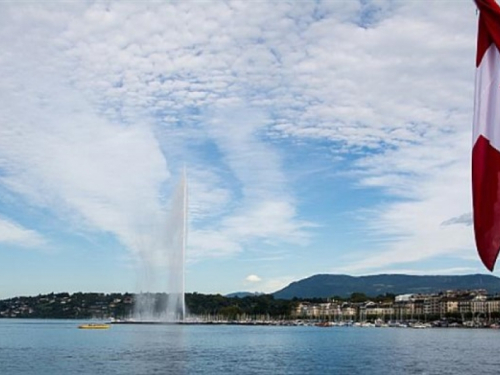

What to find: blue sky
left=0, top=0, right=486, bottom=299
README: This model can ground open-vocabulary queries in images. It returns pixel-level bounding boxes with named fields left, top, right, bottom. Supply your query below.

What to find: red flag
left=473, top=0, right=500, bottom=270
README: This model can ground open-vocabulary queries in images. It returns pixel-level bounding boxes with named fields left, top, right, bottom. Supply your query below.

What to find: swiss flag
left=473, top=0, right=500, bottom=270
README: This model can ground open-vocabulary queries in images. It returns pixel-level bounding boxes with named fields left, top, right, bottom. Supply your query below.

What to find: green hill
left=272, top=274, right=500, bottom=299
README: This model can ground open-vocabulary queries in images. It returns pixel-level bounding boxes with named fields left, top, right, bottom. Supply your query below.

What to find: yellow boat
left=78, top=323, right=110, bottom=329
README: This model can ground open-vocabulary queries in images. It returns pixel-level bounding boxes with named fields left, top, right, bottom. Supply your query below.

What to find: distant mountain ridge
left=272, top=274, right=500, bottom=299
left=225, top=292, right=263, bottom=298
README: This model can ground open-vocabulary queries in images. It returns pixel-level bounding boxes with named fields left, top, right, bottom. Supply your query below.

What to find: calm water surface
left=1, top=319, right=499, bottom=374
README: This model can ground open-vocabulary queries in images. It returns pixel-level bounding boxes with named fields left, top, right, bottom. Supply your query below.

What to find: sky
left=0, top=0, right=488, bottom=299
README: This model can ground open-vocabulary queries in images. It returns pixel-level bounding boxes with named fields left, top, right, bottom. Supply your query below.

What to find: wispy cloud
left=441, top=213, right=473, bottom=227
left=346, top=127, right=475, bottom=271
left=0, top=217, right=46, bottom=248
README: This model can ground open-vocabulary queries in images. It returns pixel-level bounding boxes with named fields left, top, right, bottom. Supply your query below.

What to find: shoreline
left=108, top=319, right=500, bottom=329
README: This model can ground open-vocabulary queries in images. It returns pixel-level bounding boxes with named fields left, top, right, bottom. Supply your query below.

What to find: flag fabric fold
left=473, top=0, right=500, bottom=270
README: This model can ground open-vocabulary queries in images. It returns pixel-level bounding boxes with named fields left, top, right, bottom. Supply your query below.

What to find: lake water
left=1, top=319, right=500, bottom=374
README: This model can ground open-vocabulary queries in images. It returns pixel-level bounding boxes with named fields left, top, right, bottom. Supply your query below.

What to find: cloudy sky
left=0, top=0, right=487, bottom=298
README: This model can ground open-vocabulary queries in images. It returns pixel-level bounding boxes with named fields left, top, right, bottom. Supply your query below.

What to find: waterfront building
left=293, top=289, right=500, bottom=323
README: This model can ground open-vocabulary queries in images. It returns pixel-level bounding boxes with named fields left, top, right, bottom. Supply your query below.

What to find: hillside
left=272, top=274, right=500, bottom=299
left=225, top=292, right=264, bottom=298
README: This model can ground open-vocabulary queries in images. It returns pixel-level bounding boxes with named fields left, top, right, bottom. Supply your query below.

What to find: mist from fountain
left=164, top=170, right=187, bottom=321
left=133, top=171, right=187, bottom=322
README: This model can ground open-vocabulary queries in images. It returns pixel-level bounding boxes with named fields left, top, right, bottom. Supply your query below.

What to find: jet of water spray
left=134, top=170, right=187, bottom=322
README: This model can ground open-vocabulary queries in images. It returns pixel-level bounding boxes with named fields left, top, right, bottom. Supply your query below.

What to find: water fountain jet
left=133, top=170, right=187, bottom=322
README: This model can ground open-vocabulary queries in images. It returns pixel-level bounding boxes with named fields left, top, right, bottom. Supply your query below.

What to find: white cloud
left=0, top=217, right=46, bottom=248
left=245, top=274, right=261, bottom=283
